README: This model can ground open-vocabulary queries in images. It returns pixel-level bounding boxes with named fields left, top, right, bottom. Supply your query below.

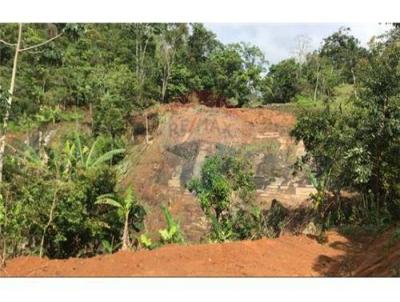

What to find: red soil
left=1, top=232, right=349, bottom=277
left=2, top=228, right=399, bottom=277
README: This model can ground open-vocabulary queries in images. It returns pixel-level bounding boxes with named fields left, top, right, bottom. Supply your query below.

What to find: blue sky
left=205, top=23, right=392, bottom=64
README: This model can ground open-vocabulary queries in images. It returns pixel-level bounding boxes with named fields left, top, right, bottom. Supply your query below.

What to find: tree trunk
left=89, top=102, right=93, bottom=129
left=0, top=206, right=7, bottom=267
left=351, top=67, right=358, bottom=100
left=121, top=212, right=130, bottom=251
left=39, top=187, right=58, bottom=258
left=313, top=65, right=320, bottom=102
left=1, top=241, right=6, bottom=268
left=145, top=112, right=149, bottom=144
left=0, top=23, right=22, bottom=182
left=161, top=78, right=167, bottom=102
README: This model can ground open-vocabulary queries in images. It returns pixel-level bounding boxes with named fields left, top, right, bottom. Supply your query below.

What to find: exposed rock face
left=121, top=104, right=315, bottom=242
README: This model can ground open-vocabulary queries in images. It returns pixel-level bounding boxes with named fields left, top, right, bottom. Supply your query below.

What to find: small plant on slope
left=96, top=186, right=145, bottom=251
left=159, top=206, right=184, bottom=244
left=138, top=234, right=155, bottom=250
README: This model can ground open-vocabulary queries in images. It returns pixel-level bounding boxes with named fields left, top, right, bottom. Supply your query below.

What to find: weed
left=158, top=206, right=185, bottom=244
left=138, top=234, right=155, bottom=250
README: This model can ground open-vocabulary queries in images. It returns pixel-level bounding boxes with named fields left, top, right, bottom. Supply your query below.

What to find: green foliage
left=96, top=186, right=146, bottom=250
left=292, top=37, right=400, bottom=229
left=188, top=151, right=257, bottom=242
left=205, top=43, right=267, bottom=106
left=2, top=22, right=400, bottom=263
left=101, top=239, right=118, bottom=254
left=264, top=58, right=301, bottom=103
left=0, top=132, right=136, bottom=259
left=93, top=93, right=130, bottom=139
left=301, top=54, right=342, bottom=99
left=138, top=233, right=154, bottom=250
left=158, top=206, right=184, bottom=244
left=320, top=27, right=367, bottom=83
left=72, top=133, right=125, bottom=169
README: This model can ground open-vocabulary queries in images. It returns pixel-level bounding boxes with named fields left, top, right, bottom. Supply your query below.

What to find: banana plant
left=73, top=133, right=125, bottom=169
left=95, top=186, right=138, bottom=251
left=36, top=105, right=61, bottom=124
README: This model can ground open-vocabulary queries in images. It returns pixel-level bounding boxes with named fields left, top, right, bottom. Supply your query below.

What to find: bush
left=0, top=134, right=138, bottom=260
left=261, top=199, right=289, bottom=238
left=188, top=150, right=257, bottom=242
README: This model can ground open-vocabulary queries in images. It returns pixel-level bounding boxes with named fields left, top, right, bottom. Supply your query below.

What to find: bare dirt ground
left=2, top=229, right=398, bottom=277
left=0, top=232, right=346, bottom=277
left=4, top=229, right=398, bottom=277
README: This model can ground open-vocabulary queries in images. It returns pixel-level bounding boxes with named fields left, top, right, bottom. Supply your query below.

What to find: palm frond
left=91, top=148, right=125, bottom=168
left=124, top=186, right=134, bottom=211
left=74, top=132, right=85, bottom=166
left=95, top=197, right=122, bottom=209
left=85, top=137, right=101, bottom=168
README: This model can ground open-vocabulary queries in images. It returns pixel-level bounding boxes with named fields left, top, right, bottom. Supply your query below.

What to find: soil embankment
left=0, top=232, right=347, bottom=277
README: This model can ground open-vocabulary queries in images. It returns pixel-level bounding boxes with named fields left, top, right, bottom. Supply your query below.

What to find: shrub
left=261, top=199, right=289, bottom=238
left=188, top=151, right=257, bottom=242
left=0, top=134, right=137, bottom=260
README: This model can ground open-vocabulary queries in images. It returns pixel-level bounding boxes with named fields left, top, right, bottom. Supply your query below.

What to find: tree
left=129, top=23, right=159, bottom=107
left=156, top=24, right=189, bottom=102
left=71, top=133, right=125, bottom=170
left=0, top=133, right=124, bottom=260
left=352, top=42, right=400, bottom=219
left=264, top=58, right=300, bottom=103
left=187, top=23, right=221, bottom=66
left=206, top=43, right=266, bottom=106
left=320, top=27, right=367, bottom=84
left=0, top=23, right=73, bottom=182
left=291, top=40, right=400, bottom=225
left=302, top=53, right=341, bottom=101
left=292, top=34, right=312, bottom=66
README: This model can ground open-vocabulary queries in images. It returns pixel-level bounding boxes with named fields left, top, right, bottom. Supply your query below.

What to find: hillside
left=2, top=104, right=400, bottom=277
left=118, top=104, right=314, bottom=241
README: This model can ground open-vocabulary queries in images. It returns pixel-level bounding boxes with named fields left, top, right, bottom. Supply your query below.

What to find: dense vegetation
left=1, top=23, right=400, bottom=264
left=292, top=27, right=400, bottom=232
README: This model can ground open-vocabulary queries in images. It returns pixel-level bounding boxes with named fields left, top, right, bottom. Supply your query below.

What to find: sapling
left=96, top=186, right=139, bottom=251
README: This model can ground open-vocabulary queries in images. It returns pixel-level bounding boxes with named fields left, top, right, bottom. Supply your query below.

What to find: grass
left=240, top=140, right=281, bottom=155
left=267, top=83, right=357, bottom=117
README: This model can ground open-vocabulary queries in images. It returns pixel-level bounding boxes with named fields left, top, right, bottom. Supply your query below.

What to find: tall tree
left=320, top=27, right=367, bottom=84
left=156, top=24, right=189, bottom=102
left=0, top=23, right=66, bottom=182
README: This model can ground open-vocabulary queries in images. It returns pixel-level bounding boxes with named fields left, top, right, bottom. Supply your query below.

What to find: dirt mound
left=2, top=226, right=399, bottom=277
left=0, top=232, right=348, bottom=277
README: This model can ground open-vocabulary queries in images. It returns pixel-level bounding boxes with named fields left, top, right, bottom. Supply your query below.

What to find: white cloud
left=205, top=23, right=392, bottom=64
